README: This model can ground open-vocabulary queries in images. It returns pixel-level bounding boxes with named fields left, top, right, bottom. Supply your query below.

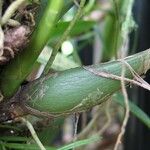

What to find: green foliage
left=102, top=0, right=136, bottom=60
left=102, top=12, right=121, bottom=60
left=113, top=93, right=150, bottom=128
left=0, top=0, right=69, bottom=98
left=48, top=20, right=96, bottom=44
left=57, top=135, right=101, bottom=150
left=0, top=135, right=100, bottom=150
left=0, top=143, right=55, bottom=150
left=0, top=0, right=150, bottom=149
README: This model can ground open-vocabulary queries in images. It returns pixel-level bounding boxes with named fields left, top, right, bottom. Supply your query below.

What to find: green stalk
left=43, top=0, right=86, bottom=75
left=0, top=0, right=74, bottom=98
left=20, top=49, right=150, bottom=115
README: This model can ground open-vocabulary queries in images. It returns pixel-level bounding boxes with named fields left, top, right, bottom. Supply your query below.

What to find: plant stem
left=0, top=0, right=65, bottom=98
left=43, top=0, right=86, bottom=75
left=1, top=0, right=26, bottom=25
left=21, top=117, right=46, bottom=150
left=114, top=63, right=129, bottom=150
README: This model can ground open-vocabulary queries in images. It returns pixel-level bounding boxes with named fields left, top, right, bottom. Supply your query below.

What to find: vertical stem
left=21, top=118, right=46, bottom=150
left=0, top=0, right=64, bottom=98
left=43, top=0, right=86, bottom=75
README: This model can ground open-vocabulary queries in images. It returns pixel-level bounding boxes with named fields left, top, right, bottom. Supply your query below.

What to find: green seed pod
left=18, top=49, right=150, bottom=116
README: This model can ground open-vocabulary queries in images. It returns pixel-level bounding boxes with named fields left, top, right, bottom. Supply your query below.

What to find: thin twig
left=21, top=117, right=46, bottom=150
left=112, top=0, right=136, bottom=148
left=1, top=0, right=26, bottom=25
left=0, top=26, right=4, bottom=56
left=113, top=0, right=135, bottom=145
left=43, top=0, right=86, bottom=75
left=114, top=62, right=130, bottom=150
left=119, top=59, right=150, bottom=89
left=0, top=91, right=4, bottom=102
left=73, top=113, right=80, bottom=150
left=84, top=59, right=150, bottom=149
left=73, top=113, right=80, bottom=140
left=84, top=67, right=150, bottom=91
left=74, top=0, right=80, bottom=7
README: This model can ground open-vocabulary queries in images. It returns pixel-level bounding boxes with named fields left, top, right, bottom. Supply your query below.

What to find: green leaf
left=38, top=117, right=64, bottom=145
left=0, top=125, right=21, bottom=131
left=113, top=93, right=150, bottom=128
left=0, top=136, right=29, bottom=142
left=2, top=143, right=56, bottom=150
left=102, top=13, right=121, bottom=61
left=57, top=135, right=101, bottom=150
left=49, top=21, right=96, bottom=42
